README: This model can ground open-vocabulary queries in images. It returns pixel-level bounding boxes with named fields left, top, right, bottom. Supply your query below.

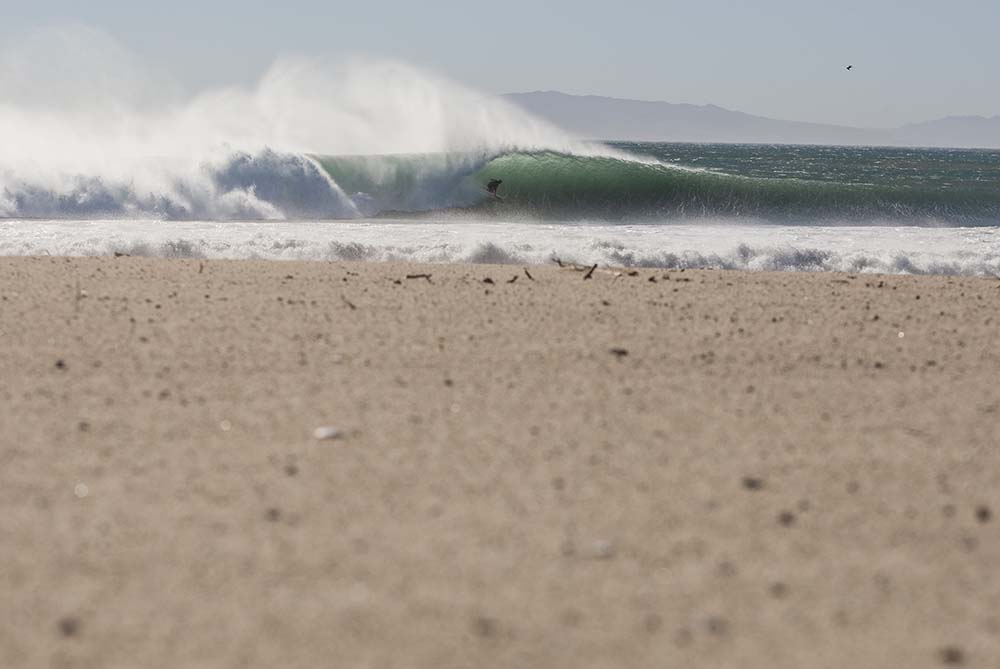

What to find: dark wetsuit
left=486, top=179, right=503, bottom=195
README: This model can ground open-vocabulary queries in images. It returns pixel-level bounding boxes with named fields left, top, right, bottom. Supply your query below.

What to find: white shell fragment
left=587, top=540, right=617, bottom=560
left=313, top=426, right=342, bottom=441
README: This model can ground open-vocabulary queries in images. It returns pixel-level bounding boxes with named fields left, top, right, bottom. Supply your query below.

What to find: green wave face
left=476, top=152, right=1000, bottom=222
left=313, top=153, right=490, bottom=212
left=317, top=150, right=1000, bottom=224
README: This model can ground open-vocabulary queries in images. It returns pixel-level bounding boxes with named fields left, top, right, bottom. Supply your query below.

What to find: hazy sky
left=3, top=0, right=998, bottom=127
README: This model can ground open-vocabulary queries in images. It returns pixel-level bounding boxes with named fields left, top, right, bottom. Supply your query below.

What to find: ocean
left=2, top=142, right=1000, bottom=275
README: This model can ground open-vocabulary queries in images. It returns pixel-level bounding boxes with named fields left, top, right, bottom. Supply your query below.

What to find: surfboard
left=482, top=188, right=504, bottom=201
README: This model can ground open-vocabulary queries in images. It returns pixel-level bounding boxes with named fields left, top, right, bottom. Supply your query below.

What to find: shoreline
left=2, top=256, right=999, bottom=667
left=3, top=219, right=1000, bottom=276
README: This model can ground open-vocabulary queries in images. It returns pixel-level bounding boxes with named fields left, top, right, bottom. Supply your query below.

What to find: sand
left=1, top=256, right=999, bottom=668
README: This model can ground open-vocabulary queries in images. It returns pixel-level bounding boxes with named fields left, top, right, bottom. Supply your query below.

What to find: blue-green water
left=613, top=143, right=1000, bottom=192
left=317, top=143, right=1000, bottom=224
left=3, top=143, right=999, bottom=224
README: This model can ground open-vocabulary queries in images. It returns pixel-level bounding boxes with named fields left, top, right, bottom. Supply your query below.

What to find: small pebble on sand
left=313, top=426, right=341, bottom=440
left=472, top=616, right=498, bottom=638
left=705, top=616, right=730, bottom=636
left=939, top=646, right=965, bottom=665
left=57, top=617, right=80, bottom=638
left=589, top=540, right=617, bottom=560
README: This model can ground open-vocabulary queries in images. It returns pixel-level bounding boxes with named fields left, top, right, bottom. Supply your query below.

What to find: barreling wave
left=316, top=149, right=1000, bottom=225
left=3, top=147, right=1000, bottom=224
left=312, top=149, right=1000, bottom=225
left=463, top=151, right=1000, bottom=224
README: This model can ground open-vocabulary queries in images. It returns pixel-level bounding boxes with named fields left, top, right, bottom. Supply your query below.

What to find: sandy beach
left=2, top=256, right=999, bottom=668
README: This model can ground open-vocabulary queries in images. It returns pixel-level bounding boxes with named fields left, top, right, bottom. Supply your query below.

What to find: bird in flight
left=846, top=65, right=853, bottom=70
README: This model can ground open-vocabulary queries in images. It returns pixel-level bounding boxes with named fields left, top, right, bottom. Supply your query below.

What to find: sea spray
left=0, top=25, right=613, bottom=220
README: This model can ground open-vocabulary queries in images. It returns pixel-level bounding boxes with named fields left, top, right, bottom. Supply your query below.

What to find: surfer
left=486, top=179, right=503, bottom=196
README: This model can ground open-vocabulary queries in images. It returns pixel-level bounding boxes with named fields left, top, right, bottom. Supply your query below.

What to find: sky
left=2, top=0, right=998, bottom=128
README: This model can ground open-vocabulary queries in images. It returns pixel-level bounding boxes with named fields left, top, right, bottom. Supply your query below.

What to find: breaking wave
left=0, top=151, right=362, bottom=220
left=6, top=147, right=1000, bottom=224
left=0, top=26, right=608, bottom=221
left=318, top=150, right=1000, bottom=224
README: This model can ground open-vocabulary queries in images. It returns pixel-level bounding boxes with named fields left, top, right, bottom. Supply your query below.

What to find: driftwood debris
left=74, top=280, right=84, bottom=315
left=554, top=259, right=625, bottom=280
left=405, top=273, right=433, bottom=283
left=523, top=268, right=535, bottom=281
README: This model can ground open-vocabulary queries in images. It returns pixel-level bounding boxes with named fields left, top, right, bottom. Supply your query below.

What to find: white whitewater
left=3, top=219, right=998, bottom=276
left=0, top=26, right=623, bottom=220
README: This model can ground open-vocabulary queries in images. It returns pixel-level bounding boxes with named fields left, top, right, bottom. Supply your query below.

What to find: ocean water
left=2, top=142, right=1000, bottom=275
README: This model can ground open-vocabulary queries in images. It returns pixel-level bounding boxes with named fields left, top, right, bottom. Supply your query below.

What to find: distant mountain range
left=504, top=91, right=1000, bottom=148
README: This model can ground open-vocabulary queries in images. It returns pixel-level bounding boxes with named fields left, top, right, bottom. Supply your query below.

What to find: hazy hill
left=893, top=116, right=1000, bottom=148
left=504, top=91, right=1000, bottom=148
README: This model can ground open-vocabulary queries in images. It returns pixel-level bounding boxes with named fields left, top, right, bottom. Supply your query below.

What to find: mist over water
left=0, top=26, right=611, bottom=220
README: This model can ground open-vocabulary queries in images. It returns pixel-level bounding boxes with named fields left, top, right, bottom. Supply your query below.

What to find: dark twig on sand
left=583, top=264, right=598, bottom=280
left=482, top=277, right=495, bottom=284
left=507, top=276, right=518, bottom=284
left=341, top=295, right=357, bottom=310
left=523, top=268, right=535, bottom=281
left=406, top=274, right=433, bottom=283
